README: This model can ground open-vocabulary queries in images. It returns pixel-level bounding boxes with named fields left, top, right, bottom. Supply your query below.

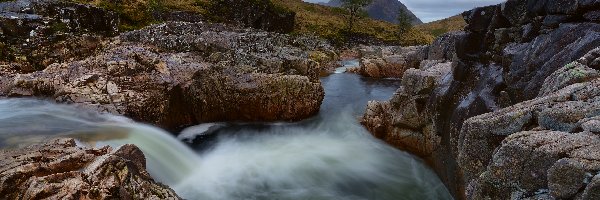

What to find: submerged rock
left=0, top=21, right=333, bottom=130
left=0, top=138, right=179, bottom=199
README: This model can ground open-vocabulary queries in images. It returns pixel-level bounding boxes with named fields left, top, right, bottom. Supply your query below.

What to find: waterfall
left=0, top=89, right=452, bottom=200
left=0, top=98, right=199, bottom=185
left=0, top=98, right=452, bottom=200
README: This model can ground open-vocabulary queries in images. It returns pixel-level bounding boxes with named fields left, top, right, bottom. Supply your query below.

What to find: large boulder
left=467, top=131, right=600, bottom=200
left=0, top=138, right=179, bottom=199
left=0, top=21, right=333, bottom=130
left=459, top=49, right=600, bottom=199
left=362, top=61, right=452, bottom=157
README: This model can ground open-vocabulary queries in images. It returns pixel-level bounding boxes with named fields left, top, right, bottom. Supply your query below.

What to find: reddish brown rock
left=0, top=138, right=179, bottom=200
left=355, top=45, right=427, bottom=78
left=0, top=21, right=332, bottom=130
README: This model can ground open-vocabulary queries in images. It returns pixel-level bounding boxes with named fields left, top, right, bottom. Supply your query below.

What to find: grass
left=72, top=0, right=204, bottom=31
left=415, top=15, right=466, bottom=37
left=273, top=0, right=434, bottom=46
left=66, top=0, right=467, bottom=46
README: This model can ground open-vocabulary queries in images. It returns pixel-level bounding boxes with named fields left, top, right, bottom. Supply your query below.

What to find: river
left=0, top=60, right=452, bottom=200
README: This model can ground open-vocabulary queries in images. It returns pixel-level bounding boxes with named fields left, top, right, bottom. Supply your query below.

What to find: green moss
left=570, top=68, right=586, bottom=79
left=50, top=22, right=69, bottom=33
left=309, top=51, right=330, bottom=64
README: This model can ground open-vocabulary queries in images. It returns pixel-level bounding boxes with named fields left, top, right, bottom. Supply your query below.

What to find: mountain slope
left=325, top=0, right=422, bottom=25
left=415, top=15, right=466, bottom=37
left=274, top=0, right=432, bottom=45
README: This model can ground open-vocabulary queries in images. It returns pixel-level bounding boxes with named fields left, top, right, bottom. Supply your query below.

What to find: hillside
left=415, top=15, right=466, bottom=37
left=325, top=0, right=422, bottom=25
left=68, top=0, right=434, bottom=45
left=274, top=0, right=431, bottom=45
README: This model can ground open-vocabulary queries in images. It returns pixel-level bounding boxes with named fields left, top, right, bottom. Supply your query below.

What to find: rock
left=463, top=5, right=498, bottom=33
left=538, top=61, right=600, bottom=97
left=548, top=158, right=589, bottom=199
left=0, top=138, right=179, bottom=199
left=356, top=45, right=427, bottom=78
left=427, top=32, right=465, bottom=61
left=459, top=75, right=600, bottom=192
left=501, top=0, right=528, bottom=26
left=361, top=61, right=452, bottom=157
left=505, top=23, right=600, bottom=101
left=581, top=174, right=600, bottom=200
left=467, top=131, right=600, bottom=200
left=0, top=0, right=119, bottom=71
left=578, top=47, right=600, bottom=70
left=580, top=116, right=600, bottom=133
left=0, top=21, right=333, bottom=130
left=542, top=15, right=572, bottom=28
left=537, top=101, right=600, bottom=132
left=361, top=2, right=600, bottom=198
left=584, top=10, right=600, bottom=22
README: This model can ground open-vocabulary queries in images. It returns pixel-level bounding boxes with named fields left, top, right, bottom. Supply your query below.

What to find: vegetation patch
left=206, top=0, right=296, bottom=33
left=65, top=0, right=466, bottom=46
left=274, top=0, right=433, bottom=46
left=416, top=15, right=466, bottom=37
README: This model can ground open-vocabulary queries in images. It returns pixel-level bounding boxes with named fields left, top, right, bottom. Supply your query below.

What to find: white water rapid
left=0, top=60, right=453, bottom=200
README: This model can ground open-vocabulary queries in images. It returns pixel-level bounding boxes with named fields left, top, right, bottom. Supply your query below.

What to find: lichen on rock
left=0, top=21, right=334, bottom=130
left=0, top=138, right=180, bottom=199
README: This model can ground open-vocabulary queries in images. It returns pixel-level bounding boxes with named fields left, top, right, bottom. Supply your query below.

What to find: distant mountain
left=324, top=0, right=423, bottom=25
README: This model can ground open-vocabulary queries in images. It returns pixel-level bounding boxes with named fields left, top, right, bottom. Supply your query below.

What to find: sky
left=303, top=0, right=506, bottom=23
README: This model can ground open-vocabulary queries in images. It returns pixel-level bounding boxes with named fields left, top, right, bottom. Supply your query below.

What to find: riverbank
left=0, top=60, right=453, bottom=199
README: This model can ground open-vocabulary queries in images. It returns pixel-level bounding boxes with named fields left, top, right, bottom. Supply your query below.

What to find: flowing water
left=0, top=60, right=452, bottom=200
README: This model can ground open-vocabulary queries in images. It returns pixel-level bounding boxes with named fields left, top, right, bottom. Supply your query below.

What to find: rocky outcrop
left=0, top=0, right=119, bottom=72
left=0, top=138, right=179, bottom=199
left=353, top=31, right=462, bottom=78
left=361, top=0, right=600, bottom=198
left=0, top=21, right=335, bottom=130
left=463, top=56, right=600, bottom=199
left=361, top=32, right=459, bottom=158
left=354, top=45, right=427, bottom=78
left=363, top=61, right=452, bottom=156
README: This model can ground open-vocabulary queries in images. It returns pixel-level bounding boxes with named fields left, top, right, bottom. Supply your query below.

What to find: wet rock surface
left=0, top=21, right=334, bottom=130
left=0, top=138, right=179, bottom=199
left=361, top=0, right=600, bottom=198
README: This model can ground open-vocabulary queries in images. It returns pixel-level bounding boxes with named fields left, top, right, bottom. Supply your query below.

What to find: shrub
left=207, top=0, right=296, bottom=33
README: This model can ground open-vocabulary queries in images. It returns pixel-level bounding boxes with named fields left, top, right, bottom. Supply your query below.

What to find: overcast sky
left=303, top=0, right=506, bottom=22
